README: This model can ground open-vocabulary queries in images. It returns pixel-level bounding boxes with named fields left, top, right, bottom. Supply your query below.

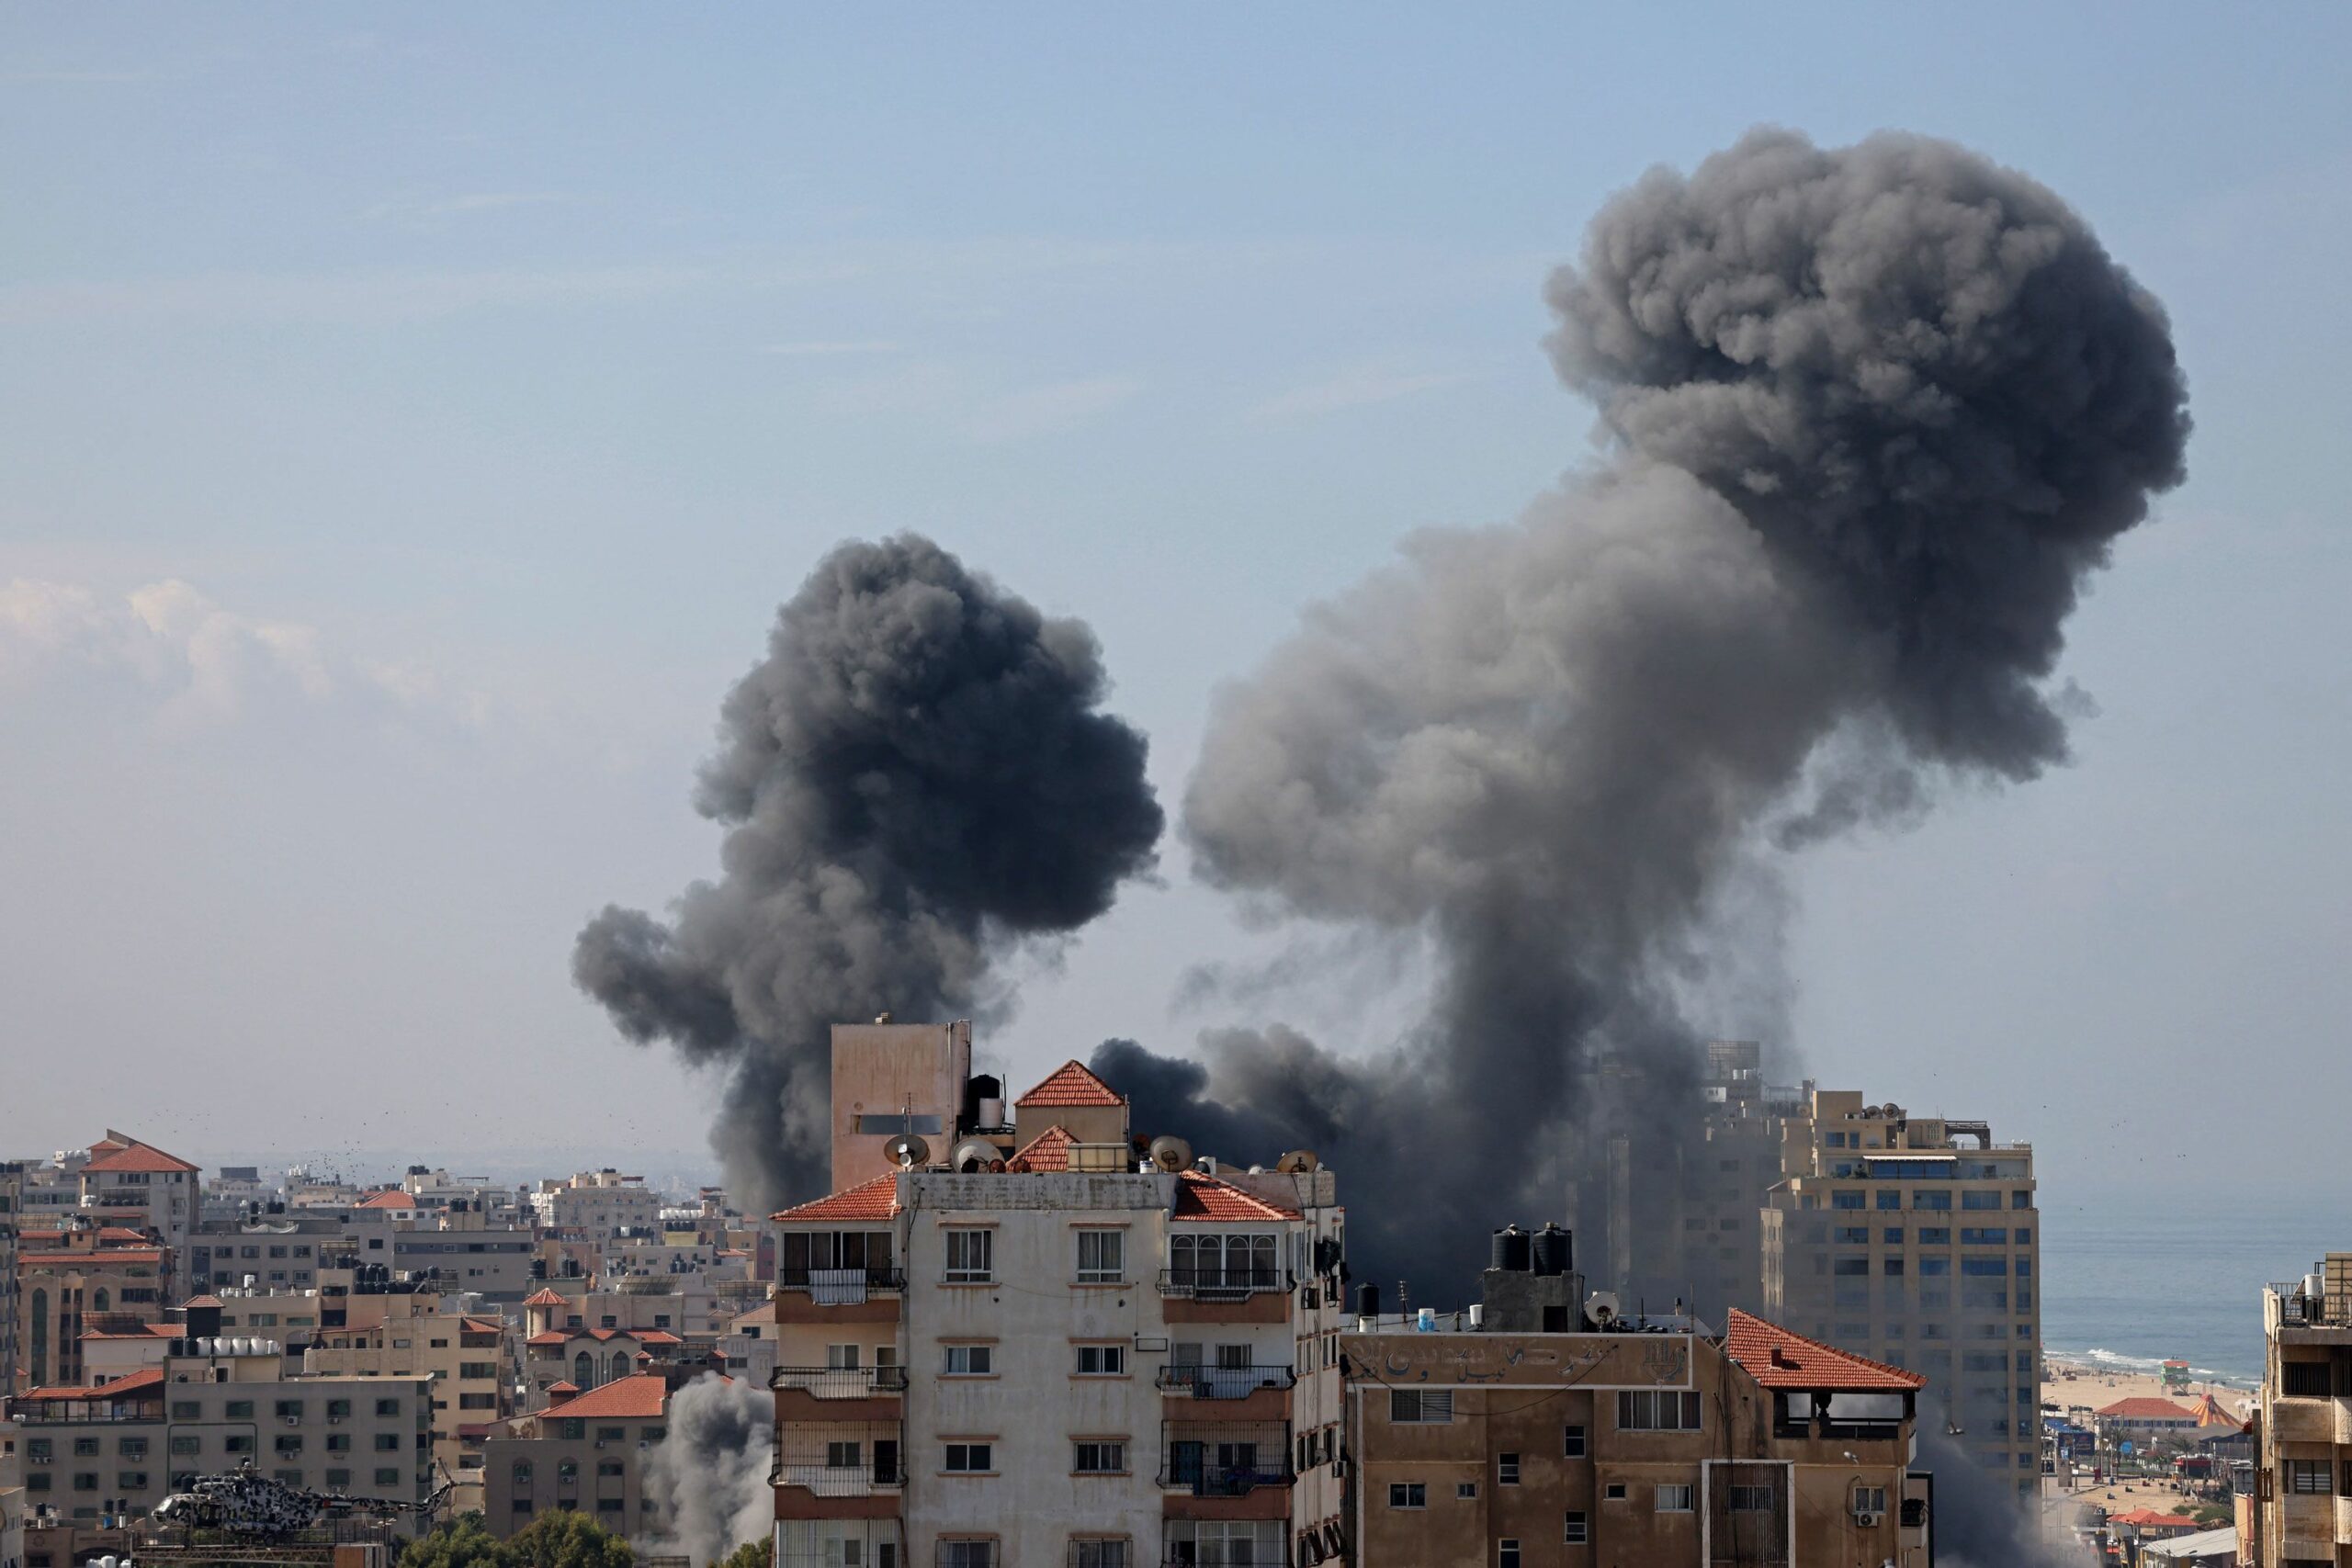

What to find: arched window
left=608, top=1352, right=631, bottom=1384
left=573, top=1350, right=594, bottom=1387
left=92, top=1288, right=110, bottom=1313
left=512, top=1461, right=533, bottom=1484
left=29, top=1288, right=48, bottom=1384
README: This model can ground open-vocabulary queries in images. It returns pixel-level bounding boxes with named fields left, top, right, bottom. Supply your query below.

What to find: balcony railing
left=776, top=1268, right=906, bottom=1295
left=1154, top=1365, right=1296, bottom=1399
left=1160, top=1550, right=1287, bottom=1568
left=1156, top=1268, right=1288, bottom=1302
left=1066, top=1543, right=1134, bottom=1568
left=1156, top=1424, right=1295, bottom=1495
left=771, top=1366, right=910, bottom=1398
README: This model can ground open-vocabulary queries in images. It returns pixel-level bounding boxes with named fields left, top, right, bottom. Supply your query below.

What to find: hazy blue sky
left=4, top=6, right=2346, bottom=1198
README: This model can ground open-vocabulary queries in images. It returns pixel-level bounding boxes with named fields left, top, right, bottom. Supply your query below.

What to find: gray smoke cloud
left=640, top=1373, right=771, bottom=1568
left=575, top=535, right=1163, bottom=1208
left=1097, top=129, right=2188, bottom=1301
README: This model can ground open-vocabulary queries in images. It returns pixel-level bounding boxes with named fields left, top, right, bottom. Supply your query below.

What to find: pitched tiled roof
left=727, top=1301, right=777, bottom=1328
left=22, top=1226, right=151, bottom=1244
left=1015, top=1060, right=1125, bottom=1109
left=458, top=1315, right=505, bottom=1336
left=18, top=1367, right=165, bottom=1402
left=356, top=1189, right=418, bottom=1209
left=532, top=1326, right=684, bottom=1348
left=526, top=1331, right=568, bottom=1348
left=1009, top=1125, right=1076, bottom=1172
left=22, top=1247, right=165, bottom=1266
left=540, top=1373, right=673, bottom=1421
left=80, top=1139, right=198, bottom=1176
left=771, top=1172, right=899, bottom=1223
left=181, top=1294, right=224, bottom=1309
left=1170, top=1170, right=1300, bottom=1223
left=523, top=1288, right=569, bottom=1307
left=2097, top=1397, right=2199, bottom=1420
left=2109, top=1509, right=2199, bottom=1529
left=1722, top=1310, right=1928, bottom=1393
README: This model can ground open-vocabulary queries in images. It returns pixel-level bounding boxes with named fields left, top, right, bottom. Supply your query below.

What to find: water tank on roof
left=1532, top=1223, right=1571, bottom=1278
left=1490, top=1224, right=1531, bottom=1273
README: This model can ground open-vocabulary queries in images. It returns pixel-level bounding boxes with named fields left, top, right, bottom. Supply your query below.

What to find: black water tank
left=1357, top=1283, right=1381, bottom=1321
left=1532, top=1223, right=1571, bottom=1277
left=1490, top=1224, right=1532, bottom=1273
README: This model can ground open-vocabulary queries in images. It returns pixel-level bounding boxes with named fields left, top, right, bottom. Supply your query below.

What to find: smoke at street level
left=640, top=1373, right=771, bottom=1568
left=1097, top=129, right=2188, bottom=1298
left=574, top=535, right=1163, bottom=1209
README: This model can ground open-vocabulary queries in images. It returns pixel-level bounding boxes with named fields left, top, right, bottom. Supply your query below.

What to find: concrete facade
left=2246, top=1256, right=2352, bottom=1566
left=0, top=1165, right=21, bottom=1397
left=481, top=1373, right=673, bottom=1543
left=827, top=1020, right=972, bottom=1194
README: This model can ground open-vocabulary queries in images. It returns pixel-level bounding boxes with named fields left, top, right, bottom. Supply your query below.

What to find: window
left=1458, top=1483, right=1478, bottom=1499
left=944, top=1345, right=993, bottom=1376
left=1617, top=1390, right=1702, bottom=1431
left=1834, top=1258, right=1870, bottom=1276
left=375, top=1434, right=401, bottom=1451
left=375, top=1398, right=401, bottom=1416
left=375, top=1469, right=401, bottom=1487
left=1831, top=1191, right=1864, bottom=1210
left=1070, top=1543, right=1126, bottom=1568
left=171, top=1436, right=200, bottom=1457
left=938, top=1545, right=995, bottom=1568
left=1074, top=1344, right=1125, bottom=1376
left=1875, top=1190, right=1901, bottom=1210
left=825, top=1441, right=863, bottom=1470
left=172, top=1401, right=200, bottom=1420
left=1388, top=1483, right=1427, bottom=1509
left=2288, top=1459, right=2332, bottom=1494
left=1603, top=1483, right=1627, bottom=1501
left=226, top=1401, right=255, bottom=1419
left=1960, top=1228, right=2007, bottom=1246
left=513, top=1461, right=534, bottom=1484
left=1564, top=1511, right=1588, bottom=1544
left=1853, top=1483, right=1889, bottom=1515
left=944, top=1442, right=992, bottom=1473
left=596, top=1461, right=624, bottom=1478
left=1498, top=1542, right=1521, bottom=1568
left=1076, top=1230, right=1125, bottom=1283
left=826, top=1343, right=863, bottom=1371
left=2284, top=1362, right=2332, bottom=1398
left=1919, top=1257, right=1951, bottom=1276
left=119, top=1472, right=149, bottom=1491
left=1390, top=1389, right=1453, bottom=1424
left=73, top=1439, right=99, bottom=1459
left=327, top=1398, right=352, bottom=1418
left=326, top=1469, right=350, bottom=1488
left=1962, top=1190, right=2002, bottom=1211
left=1498, top=1452, right=1520, bottom=1484
left=1834, top=1227, right=1870, bottom=1245
left=1072, top=1440, right=1125, bottom=1474
left=2012, top=1190, right=2032, bottom=1209
left=1563, top=1424, right=1586, bottom=1457
left=945, top=1229, right=994, bottom=1283
left=1730, top=1484, right=1775, bottom=1511
left=1656, top=1483, right=1694, bottom=1512
left=1915, top=1190, right=1951, bottom=1211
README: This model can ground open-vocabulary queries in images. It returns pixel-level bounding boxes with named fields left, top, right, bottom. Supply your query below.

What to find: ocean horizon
left=2041, top=1184, right=2349, bottom=1388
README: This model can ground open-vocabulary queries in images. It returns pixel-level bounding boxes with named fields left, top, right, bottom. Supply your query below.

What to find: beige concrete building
left=0, top=1165, right=22, bottom=1398
left=16, top=1224, right=168, bottom=1392
left=1344, top=1296, right=1933, bottom=1568
left=769, top=1046, right=1349, bottom=1568
left=532, top=1173, right=664, bottom=1245
left=481, top=1373, right=675, bottom=1542
left=2244, top=1256, right=2352, bottom=1566
left=300, top=1296, right=507, bottom=1510
left=71, top=1136, right=198, bottom=1269
left=1759, top=1088, right=2041, bottom=1495
left=826, top=1018, right=974, bottom=1194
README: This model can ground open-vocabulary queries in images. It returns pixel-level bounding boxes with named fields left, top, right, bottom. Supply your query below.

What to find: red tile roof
left=1015, top=1060, right=1125, bottom=1109
left=531, top=1326, right=684, bottom=1348
left=22, top=1226, right=151, bottom=1244
left=1170, top=1170, right=1300, bottom=1223
left=771, top=1172, right=900, bottom=1223
left=1722, top=1310, right=1928, bottom=1393
left=80, top=1140, right=198, bottom=1176
left=2109, top=1509, right=2199, bottom=1529
left=18, top=1367, right=165, bottom=1403
left=523, top=1288, right=569, bottom=1307
left=2097, top=1397, right=2199, bottom=1420
left=181, top=1294, right=224, bottom=1309
left=1009, top=1125, right=1076, bottom=1172
left=356, top=1189, right=418, bottom=1209
left=458, top=1316, right=505, bottom=1336
left=539, top=1373, right=673, bottom=1421
left=526, top=1331, right=568, bottom=1348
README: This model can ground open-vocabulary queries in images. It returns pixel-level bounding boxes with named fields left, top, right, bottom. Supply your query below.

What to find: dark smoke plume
left=1097, top=129, right=2188, bottom=1300
left=576, top=535, right=1162, bottom=1208
left=640, top=1373, right=771, bottom=1567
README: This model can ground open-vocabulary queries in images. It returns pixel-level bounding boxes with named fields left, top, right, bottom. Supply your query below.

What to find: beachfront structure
left=768, top=1032, right=1349, bottom=1568
left=1342, top=1246, right=1935, bottom=1568
left=1759, top=1089, right=2041, bottom=1495
left=2094, top=1397, right=2203, bottom=1450
left=2245, top=1257, right=2352, bottom=1566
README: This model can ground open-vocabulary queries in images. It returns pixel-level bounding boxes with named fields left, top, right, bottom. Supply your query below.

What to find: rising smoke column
left=640, top=1373, right=771, bottom=1568
left=575, top=535, right=1163, bottom=1208
left=1098, top=129, right=2188, bottom=1299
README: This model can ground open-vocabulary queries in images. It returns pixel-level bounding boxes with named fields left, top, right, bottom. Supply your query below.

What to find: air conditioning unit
left=1855, top=1511, right=1883, bottom=1528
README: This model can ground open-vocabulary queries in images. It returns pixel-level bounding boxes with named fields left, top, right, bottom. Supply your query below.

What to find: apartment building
left=6, top=1337, right=433, bottom=1521
left=520, top=1288, right=685, bottom=1406
left=481, top=1374, right=675, bottom=1542
left=199, top=1168, right=273, bottom=1224
left=532, top=1173, right=663, bottom=1244
left=71, top=1136, right=199, bottom=1266
left=1759, top=1088, right=2041, bottom=1495
left=718, top=1302, right=779, bottom=1390
left=1344, top=1275, right=1933, bottom=1568
left=1, top=1165, right=21, bottom=1397
left=16, top=1224, right=168, bottom=1392
left=299, top=1294, right=507, bottom=1505
left=186, top=1218, right=351, bottom=1294
left=768, top=1034, right=1348, bottom=1568
left=2245, top=1256, right=2352, bottom=1566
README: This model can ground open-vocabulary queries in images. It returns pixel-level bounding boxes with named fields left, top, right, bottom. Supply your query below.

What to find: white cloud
left=815, top=361, right=1141, bottom=444
left=1250, top=365, right=1484, bottom=422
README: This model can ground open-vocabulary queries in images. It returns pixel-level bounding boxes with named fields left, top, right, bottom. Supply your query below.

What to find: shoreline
left=2042, top=1350, right=2258, bottom=1416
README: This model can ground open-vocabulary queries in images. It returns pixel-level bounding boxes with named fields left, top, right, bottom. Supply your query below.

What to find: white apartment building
left=769, top=1046, right=1348, bottom=1568
left=533, top=1174, right=663, bottom=1244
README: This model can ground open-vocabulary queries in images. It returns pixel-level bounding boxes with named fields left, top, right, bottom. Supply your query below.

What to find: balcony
left=1155, top=1365, right=1296, bottom=1400
left=1156, top=1269, right=1287, bottom=1303
left=2271, top=1398, right=2334, bottom=1444
left=772, top=1422, right=904, bottom=1498
left=776, top=1268, right=906, bottom=1295
left=772, top=1367, right=909, bottom=1399
left=1157, top=1424, right=1294, bottom=1496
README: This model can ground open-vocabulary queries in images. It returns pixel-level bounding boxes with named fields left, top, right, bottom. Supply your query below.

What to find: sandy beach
left=2041, top=1352, right=2256, bottom=1419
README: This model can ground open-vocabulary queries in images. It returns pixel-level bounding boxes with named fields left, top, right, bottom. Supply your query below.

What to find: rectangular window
left=1915, top=1191, right=1951, bottom=1212
left=1883, top=1258, right=1905, bottom=1277
left=375, top=1398, right=401, bottom=1416
left=1962, top=1190, right=2003, bottom=1211
left=1498, top=1543, right=1521, bottom=1568
left=944, top=1344, right=993, bottom=1376
left=1498, top=1452, right=1520, bottom=1484
left=938, top=1545, right=995, bottom=1568
left=826, top=1343, right=863, bottom=1371
left=1074, top=1344, right=1125, bottom=1376
left=1458, top=1483, right=1478, bottom=1499
left=1070, top=1544, right=1126, bottom=1568
left=375, top=1435, right=401, bottom=1451
left=1960, top=1228, right=2007, bottom=1246
left=375, top=1469, right=401, bottom=1486
left=226, top=1401, right=254, bottom=1419
left=1563, top=1424, right=1586, bottom=1458
left=1831, top=1191, right=1864, bottom=1210
left=1834, top=1258, right=1871, bottom=1276
left=2012, top=1190, right=2032, bottom=1209
left=2288, top=1458, right=2332, bottom=1493
left=1919, top=1258, right=1951, bottom=1276
left=944, top=1442, right=993, bottom=1473
left=1075, top=1230, right=1124, bottom=1283
left=944, top=1229, right=994, bottom=1283
left=1390, top=1389, right=1453, bottom=1424
left=825, top=1441, right=862, bottom=1470
left=2284, top=1362, right=2332, bottom=1397
left=1564, top=1511, right=1588, bottom=1544
left=1072, top=1440, right=1125, bottom=1474
left=1875, top=1190, right=1902, bottom=1210
left=1656, top=1483, right=1694, bottom=1512
left=1388, top=1483, right=1427, bottom=1509
left=1730, top=1484, right=1775, bottom=1511
left=1834, top=1227, right=1870, bottom=1245
left=1616, top=1390, right=1702, bottom=1431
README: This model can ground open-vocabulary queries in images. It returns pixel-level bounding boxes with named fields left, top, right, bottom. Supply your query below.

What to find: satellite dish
left=1148, top=1135, right=1193, bottom=1173
left=1585, top=1291, right=1622, bottom=1328
left=950, top=1137, right=1000, bottom=1173
left=1276, top=1149, right=1319, bottom=1174
left=883, top=1133, right=930, bottom=1170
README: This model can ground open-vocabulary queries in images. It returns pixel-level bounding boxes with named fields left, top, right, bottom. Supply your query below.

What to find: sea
left=2041, top=1185, right=2351, bottom=1389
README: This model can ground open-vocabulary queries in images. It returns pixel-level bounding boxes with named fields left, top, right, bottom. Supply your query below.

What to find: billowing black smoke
left=1097, top=129, right=2188, bottom=1300
left=576, top=535, right=1163, bottom=1208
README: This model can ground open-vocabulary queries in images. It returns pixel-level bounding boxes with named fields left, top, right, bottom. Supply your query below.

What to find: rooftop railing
left=771, top=1366, right=910, bottom=1398
left=1155, top=1268, right=1287, bottom=1302
left=1153, top=1365, right=1296, bottom=1399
